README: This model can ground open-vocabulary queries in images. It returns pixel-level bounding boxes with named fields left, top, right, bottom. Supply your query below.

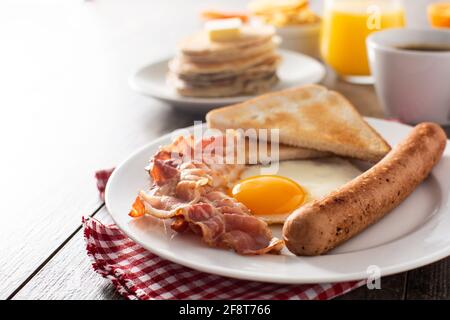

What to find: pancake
left=172, top=59, right=281, bottom=92
left=169, top=51, right=280, bottom=76
left=174, top=55, right=280, bottom=82
left=181, top=38, right=278, bottom=64
left=174, top=55, right=281, bottom=81
left=169, top=70, right=277, bottom=88
left=179, top=25, right=276, bottom=57
left=168, top=73, right=279, bottom=97
left=167, top=24, right=280, bottom=98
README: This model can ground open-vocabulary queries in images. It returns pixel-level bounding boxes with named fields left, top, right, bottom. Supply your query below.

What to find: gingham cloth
left=84, top=169, right=365, bottom=300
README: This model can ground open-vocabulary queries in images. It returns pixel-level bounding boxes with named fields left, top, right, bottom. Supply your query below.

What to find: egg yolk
left=231, top=175, right=306, bottom=216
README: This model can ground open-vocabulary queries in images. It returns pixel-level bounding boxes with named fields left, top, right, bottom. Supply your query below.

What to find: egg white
left=239, top=157, right=362, bottom=224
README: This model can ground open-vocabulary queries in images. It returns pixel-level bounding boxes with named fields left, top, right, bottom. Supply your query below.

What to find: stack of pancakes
left=167, top=26, right=281, bottom=97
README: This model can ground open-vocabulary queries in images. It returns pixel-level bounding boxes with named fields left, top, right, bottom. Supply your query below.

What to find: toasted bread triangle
left=206, top=85, right=391, bottom=162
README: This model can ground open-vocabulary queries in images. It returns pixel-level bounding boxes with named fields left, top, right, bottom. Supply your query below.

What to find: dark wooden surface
left=1, top=0, right=449, bottom=300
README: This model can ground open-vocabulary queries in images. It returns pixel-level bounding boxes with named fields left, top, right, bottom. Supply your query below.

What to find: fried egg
left=230, top=157, right=362, bottom=224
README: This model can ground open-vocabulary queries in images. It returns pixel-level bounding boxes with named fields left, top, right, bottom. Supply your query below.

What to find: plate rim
left=128, top=48, right=326, bottom=107
left=105, top=118, right=450, bottom=284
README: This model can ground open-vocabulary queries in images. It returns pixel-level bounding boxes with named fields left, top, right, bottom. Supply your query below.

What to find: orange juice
left=321, top=0, right=405, bottom=78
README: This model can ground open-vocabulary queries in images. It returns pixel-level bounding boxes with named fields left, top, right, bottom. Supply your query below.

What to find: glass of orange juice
left=321, top=0, right=405, bottom=84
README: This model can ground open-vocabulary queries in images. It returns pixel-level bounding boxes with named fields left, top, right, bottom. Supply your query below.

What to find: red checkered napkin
left=85, top=169, right=365, bottom=300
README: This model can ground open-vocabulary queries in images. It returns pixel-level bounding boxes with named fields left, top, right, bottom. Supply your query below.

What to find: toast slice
left=206, top=85, right=391, bottom=162
left=246, top=142, right=330, bottom=164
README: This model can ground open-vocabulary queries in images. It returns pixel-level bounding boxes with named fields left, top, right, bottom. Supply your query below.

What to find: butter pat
left=205, top=18, right=242, bottom=41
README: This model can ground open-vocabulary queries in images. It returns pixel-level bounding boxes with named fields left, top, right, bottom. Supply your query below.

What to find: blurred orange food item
left=428, top=3, right=450, bottom=28
left=129, top=196, right=145, bottom=217
left=201, top=10, right=249, bottom=23
left=248, top=0, right=319, bottom=27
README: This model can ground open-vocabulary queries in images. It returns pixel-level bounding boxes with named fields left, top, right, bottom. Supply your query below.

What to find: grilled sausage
left=283, top=122, right=447, bottom=256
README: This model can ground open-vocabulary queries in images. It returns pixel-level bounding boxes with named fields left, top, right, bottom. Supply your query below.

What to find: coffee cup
left=367, top=28, right=450, bottom=125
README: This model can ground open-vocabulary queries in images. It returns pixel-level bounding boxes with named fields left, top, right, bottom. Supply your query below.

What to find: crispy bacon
left=148, top=151, right=180, bottom=186
left=180, top=203, right=284, bottom=254
left=171, top=217, right=189, bottom=233
left=130, top=135, right=283, bottom=255
left=129, top=196, right=145, bottom=217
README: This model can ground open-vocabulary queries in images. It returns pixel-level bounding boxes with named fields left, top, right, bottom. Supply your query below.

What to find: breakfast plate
left=129, top=49, right=326, bottom=112
left=105, top=118, right=450, bottom=284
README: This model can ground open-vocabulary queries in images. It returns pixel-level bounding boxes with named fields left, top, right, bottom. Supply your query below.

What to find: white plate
left=105, top=118, right=450, bottom=284
left=129, top=49, right=326, bottom=112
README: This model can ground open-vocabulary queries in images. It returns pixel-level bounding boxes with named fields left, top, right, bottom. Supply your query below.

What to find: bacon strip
left=129, top=135, right=283, bottom=255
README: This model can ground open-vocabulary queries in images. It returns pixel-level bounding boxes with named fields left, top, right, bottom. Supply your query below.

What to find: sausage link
left=283, top=122, right=447, bottom=256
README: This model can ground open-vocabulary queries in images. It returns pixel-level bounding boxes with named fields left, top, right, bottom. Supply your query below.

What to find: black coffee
left=397, top=45, right=450, bottom=52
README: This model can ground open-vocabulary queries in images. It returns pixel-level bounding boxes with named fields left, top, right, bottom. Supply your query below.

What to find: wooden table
left=1, top=0, right=448, bottom=300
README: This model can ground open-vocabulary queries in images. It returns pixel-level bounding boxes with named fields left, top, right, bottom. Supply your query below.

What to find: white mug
left=367, top=28, right=450, bottom=125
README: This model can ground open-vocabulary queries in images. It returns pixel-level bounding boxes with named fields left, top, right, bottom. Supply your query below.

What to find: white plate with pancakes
left=129, top=49, right=325, bottom=112
left=106, top=118, right=450, bottom=284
